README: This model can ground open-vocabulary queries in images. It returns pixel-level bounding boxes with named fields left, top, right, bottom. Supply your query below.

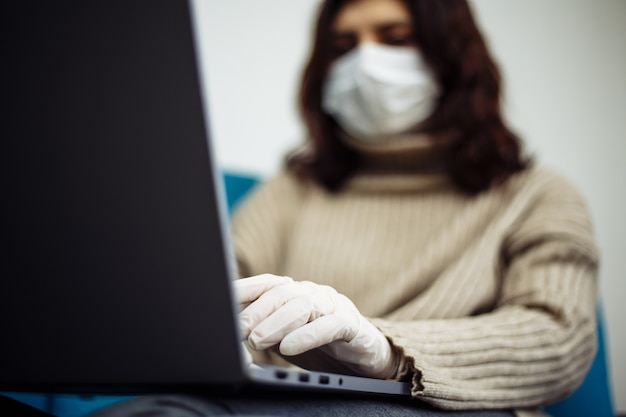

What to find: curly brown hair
left=287, top=0, right=530, bottom=194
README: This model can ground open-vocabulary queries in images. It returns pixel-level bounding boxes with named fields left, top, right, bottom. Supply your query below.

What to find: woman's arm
left=373, top=171, right=599, bottom=410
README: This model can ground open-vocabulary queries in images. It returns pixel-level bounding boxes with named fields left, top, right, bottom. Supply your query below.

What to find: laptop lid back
left=1, top=0, right=244, bottom=391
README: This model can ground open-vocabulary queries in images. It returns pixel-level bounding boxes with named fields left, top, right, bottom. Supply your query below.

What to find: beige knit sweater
left=230, top=136, right=599, bottom=416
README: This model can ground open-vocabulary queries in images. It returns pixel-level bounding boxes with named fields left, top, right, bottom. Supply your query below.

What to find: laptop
left=1, top=0, right=410, bottom=397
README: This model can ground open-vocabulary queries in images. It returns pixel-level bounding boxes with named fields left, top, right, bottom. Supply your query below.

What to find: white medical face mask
left=322, top=43, right=439, bottom=140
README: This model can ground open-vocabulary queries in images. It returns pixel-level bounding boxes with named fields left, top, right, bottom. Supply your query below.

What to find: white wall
left=191, top=0, right=626, bottom=411
left=191, top=0, right=320, bottom=178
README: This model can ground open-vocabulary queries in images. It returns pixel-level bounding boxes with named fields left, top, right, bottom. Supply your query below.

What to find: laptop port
left=299, top=373, right=310, bottom=382
left=275, top=370, right=288, bottom=379
left=318, top=375, right=330, bottom=385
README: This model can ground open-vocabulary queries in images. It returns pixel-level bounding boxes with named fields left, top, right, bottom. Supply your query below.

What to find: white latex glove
left=235, top=274, right=397, bottom=379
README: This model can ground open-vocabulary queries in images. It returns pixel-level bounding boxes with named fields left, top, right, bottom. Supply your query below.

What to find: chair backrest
left=222, top=172, right=260, bottom=213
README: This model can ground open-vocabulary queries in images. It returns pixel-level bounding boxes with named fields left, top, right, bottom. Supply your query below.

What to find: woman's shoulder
left=503, top=165, right=585, bottom=200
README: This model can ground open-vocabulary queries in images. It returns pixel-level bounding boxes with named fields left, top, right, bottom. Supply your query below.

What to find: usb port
left=275, top=370, right=288, bottom=380
left=299, top=373, right=310, bottom=383
left=318, top=375, right=330, bottom=385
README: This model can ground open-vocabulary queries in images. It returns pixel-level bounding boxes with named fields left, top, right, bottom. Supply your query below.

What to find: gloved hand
left=235, top=274, right=398, bottom=379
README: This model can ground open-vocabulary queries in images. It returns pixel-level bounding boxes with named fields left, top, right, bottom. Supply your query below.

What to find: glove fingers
left=247, top=296, right=313, bottom=350
left=245, top=283, right=338, bottom=350
left=279, top=314, right=352, bottom=356
left=234, top=274, right=292, bottom=305
left=242, top=281, right=318, bottom=343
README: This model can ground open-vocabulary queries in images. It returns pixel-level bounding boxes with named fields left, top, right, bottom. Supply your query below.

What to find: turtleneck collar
left=339, top=131, right=457, bottom=192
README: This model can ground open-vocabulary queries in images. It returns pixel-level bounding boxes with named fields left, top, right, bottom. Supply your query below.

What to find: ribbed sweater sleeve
left=372, top=172, right=599, bottom=410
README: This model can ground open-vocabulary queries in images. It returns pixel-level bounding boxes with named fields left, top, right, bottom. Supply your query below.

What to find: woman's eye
left=378, top=25, right=415, bottom=47
left=384, top=35, right=414, bottom=46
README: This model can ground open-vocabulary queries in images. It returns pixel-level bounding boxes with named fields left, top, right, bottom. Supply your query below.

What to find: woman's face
left=330, top=0, right=416, bottom=57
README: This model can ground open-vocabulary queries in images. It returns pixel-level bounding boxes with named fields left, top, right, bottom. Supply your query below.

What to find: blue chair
left=2, top=172, right=614, bottom=417
left=222, top=171, right=260, bottom=212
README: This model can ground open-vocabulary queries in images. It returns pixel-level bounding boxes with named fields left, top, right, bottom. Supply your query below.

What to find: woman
left=94, top=0, right=598, bottom=416
left=233, top=0, right=597, bottom=412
